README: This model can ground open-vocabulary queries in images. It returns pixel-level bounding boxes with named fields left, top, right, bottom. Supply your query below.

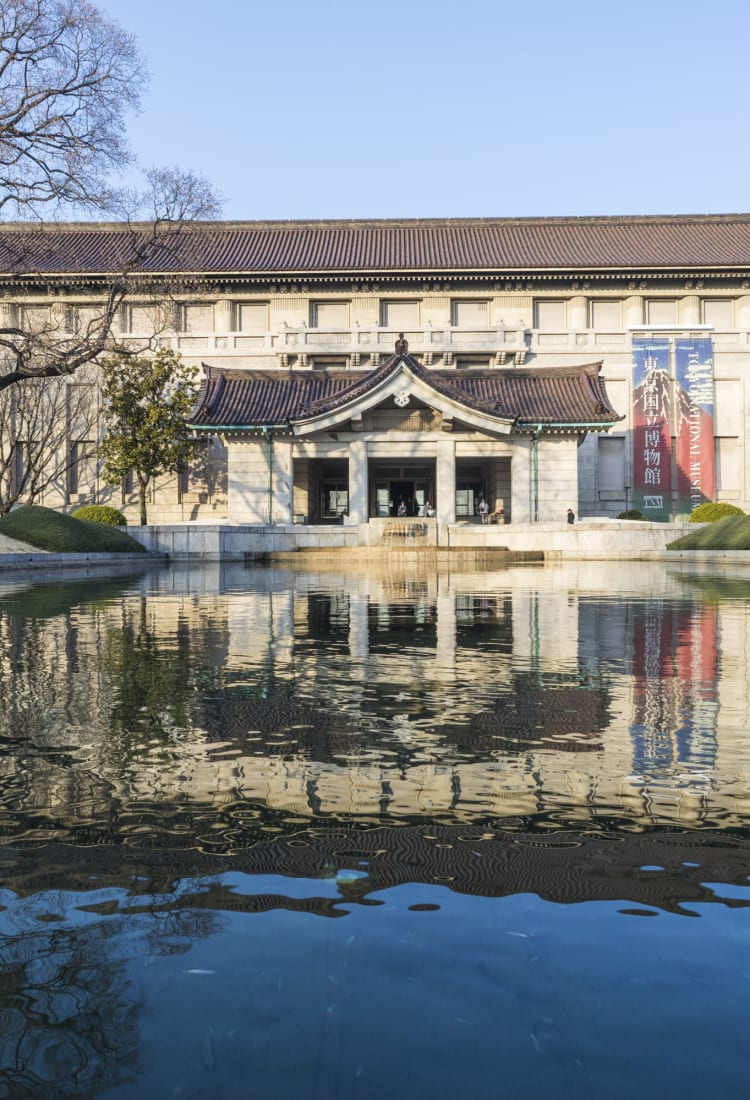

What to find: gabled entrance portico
left=189, top=343, right=621, bottom=536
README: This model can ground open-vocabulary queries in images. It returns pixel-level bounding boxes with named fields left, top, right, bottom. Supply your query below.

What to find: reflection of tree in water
left=0, top=900, right=220, bottom=1098
left=102, top=597, right=224, bottom=743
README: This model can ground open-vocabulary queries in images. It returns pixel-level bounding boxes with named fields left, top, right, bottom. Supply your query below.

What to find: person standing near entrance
left=478, top=498, right=490, bottom=523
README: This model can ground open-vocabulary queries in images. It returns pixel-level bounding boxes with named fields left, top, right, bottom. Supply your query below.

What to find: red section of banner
left=675, top=402, right=715, bottom=510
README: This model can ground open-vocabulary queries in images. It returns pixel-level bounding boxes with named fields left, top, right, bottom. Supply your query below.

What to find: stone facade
left=2, top=215, right=748, bottom=525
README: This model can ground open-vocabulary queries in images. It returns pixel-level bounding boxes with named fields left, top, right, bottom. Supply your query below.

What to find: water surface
left=1, top=560, right=749, bottom=1098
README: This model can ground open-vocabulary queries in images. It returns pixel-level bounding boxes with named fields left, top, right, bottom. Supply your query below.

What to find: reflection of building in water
left=1, top=563, right=750, bottom=835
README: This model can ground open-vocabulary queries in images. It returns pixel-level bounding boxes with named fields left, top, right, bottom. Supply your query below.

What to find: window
left=381, top=300, right=420, bottom=328
left=452, top=300, right=489, bottom=327
left=455, top=355, right=491, bottom=370
left=237, top=302, right=268, bottom=332
left=703, top=299, right=733, bottom=327
left=598, top=437, right=626, bottom=490
left=534, top=301, right=566, bottom=329
left=311, top=301, right=350, bottom=328
left=128, top=304, right=163, bottom=335
left=590, top=300, right=622, bottom=329
left=646, top=300, right=677, bottom=325
left=19, top=305, right=51, bottom=332
left=68, top=440, right=96, bottom=497
left=183, top=303, right=213, bottom=334
left=312, top=356, right=347, bottom=371
left=11, top=441, right=26, bottom=494
left=715, top=438, right=739, bottom=492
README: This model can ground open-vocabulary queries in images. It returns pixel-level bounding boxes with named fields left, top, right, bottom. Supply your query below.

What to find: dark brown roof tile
left=3, top=214, right=750, bottom=276
left=190, top=356, right=621, bottom=430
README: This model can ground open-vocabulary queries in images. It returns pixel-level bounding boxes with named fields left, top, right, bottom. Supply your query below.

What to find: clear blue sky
left=99, top=0, right=750, bottom=221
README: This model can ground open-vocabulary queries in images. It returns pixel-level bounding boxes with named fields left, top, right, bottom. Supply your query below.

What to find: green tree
left=98, top=348, right=198, bottom=525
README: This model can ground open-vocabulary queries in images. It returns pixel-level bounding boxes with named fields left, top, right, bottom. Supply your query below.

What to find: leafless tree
left=0, top=1, right=222, bottom=393
left=0, top=0, right=146, bottom=217
left=0, top=364, right=98, bottom=513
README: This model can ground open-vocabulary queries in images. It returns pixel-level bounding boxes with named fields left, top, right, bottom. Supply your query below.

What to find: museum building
left=1, top=213, right=748, bottom=528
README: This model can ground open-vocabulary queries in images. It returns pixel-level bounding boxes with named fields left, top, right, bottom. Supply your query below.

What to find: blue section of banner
left=632, top=337, right=670, bottom=383
left=674, top=338, right=714, bottom=414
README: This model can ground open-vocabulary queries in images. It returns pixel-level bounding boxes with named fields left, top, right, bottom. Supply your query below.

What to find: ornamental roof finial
left=395, top=332, right=408, bottom=355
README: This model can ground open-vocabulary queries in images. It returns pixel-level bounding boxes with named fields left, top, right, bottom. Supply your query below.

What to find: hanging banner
left=632, top=337, right=672, bottom=522
left=674, top=337, right=715, bottom=516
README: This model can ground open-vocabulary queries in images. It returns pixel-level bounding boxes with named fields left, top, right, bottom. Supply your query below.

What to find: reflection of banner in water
left=632, top=338, right=672, bottom=522
left=631, top=602, right=718, bottom=784
left=674, top=337, right=715, bottom=516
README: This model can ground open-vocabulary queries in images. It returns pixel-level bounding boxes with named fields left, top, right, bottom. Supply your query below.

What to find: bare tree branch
left=0, top=368, right=98, bottom=513
left=0, top=0, right=146, bottom=218
left=0, top=3, right=223, bottom=394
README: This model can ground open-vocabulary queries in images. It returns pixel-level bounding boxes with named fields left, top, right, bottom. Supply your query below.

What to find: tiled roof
left=189, top=355, right=621, bottom=430
left=3, top=214, right=750, bottom=276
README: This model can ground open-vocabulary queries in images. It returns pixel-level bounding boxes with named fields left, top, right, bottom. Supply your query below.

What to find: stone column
left=736, top=295, right=750, bottom=329
left=272, top=439, right=294, bottom=524
left=0, top=301, right=16, bottom=327
left=436, top=439, right=456, bottom=527
left=347, top=439, right=368, bottom=525
left=511, top=440, right=532, bottom=523
left=214, top=299, right=234, bottom=334
left=679, top=295, right=700, bottom=326
left=51, top=301, right=71, bottom=331
left=435, top=577, right=456, bottom=670
left=623, top=296, right=643, bottom=328
left=568, top=295, right=588, bottom=331
left=226, top=437, right=270, bottom=523
left=348, top=593, right=369, bottom=660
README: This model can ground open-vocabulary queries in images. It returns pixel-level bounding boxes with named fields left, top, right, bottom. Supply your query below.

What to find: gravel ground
left=0, top=533, right=48, bottom=553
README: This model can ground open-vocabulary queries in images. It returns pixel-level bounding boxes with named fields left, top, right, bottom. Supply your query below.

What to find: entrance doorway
left=369, top=461, right=435, bottom=517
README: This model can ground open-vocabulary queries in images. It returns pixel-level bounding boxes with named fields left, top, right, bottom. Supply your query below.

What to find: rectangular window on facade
left=590, top=300, right=622, bottom=329
left=312, top=356, right=347, bottom=371
left=703, top=299, right=733, bottom=328
left=19, top=305, right=52, bottom=333
left=311, top=301, right=350, bottom=328
left=68, top=440, right=96, bottom=497
left=381, top=300, right=420, bottom=328
left=534, top=301, right=566, bottom=329
left=11, top=441, right=26, bottom=494
left=646, top=300, right=677, bottom=325
left=237, top=302, right=268, bottom=332
left=715, top=437, right=739, bottom=492
left=452, top=300, right=489, bottom=327
left=455, top=356, right=491, bottom=370
left=183, top=303, right=213, bottom=334
left=129, top=304, right=163, bottom=335
left=598, top=437, right=626, bottom=490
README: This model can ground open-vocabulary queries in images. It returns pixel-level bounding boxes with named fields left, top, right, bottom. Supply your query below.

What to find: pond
left=0, top=559, right=749, bottom=1099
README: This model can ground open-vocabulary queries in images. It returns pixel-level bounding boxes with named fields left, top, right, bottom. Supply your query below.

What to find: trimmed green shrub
left=668, top=514, right=750, bottom=551
left=688, top=502, right=744, bottom=523
left=71, top=504, right=126, bottom=526
left=617, top=509, right=644, bottom=520
left=0, top=505, right=146, bottom=553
